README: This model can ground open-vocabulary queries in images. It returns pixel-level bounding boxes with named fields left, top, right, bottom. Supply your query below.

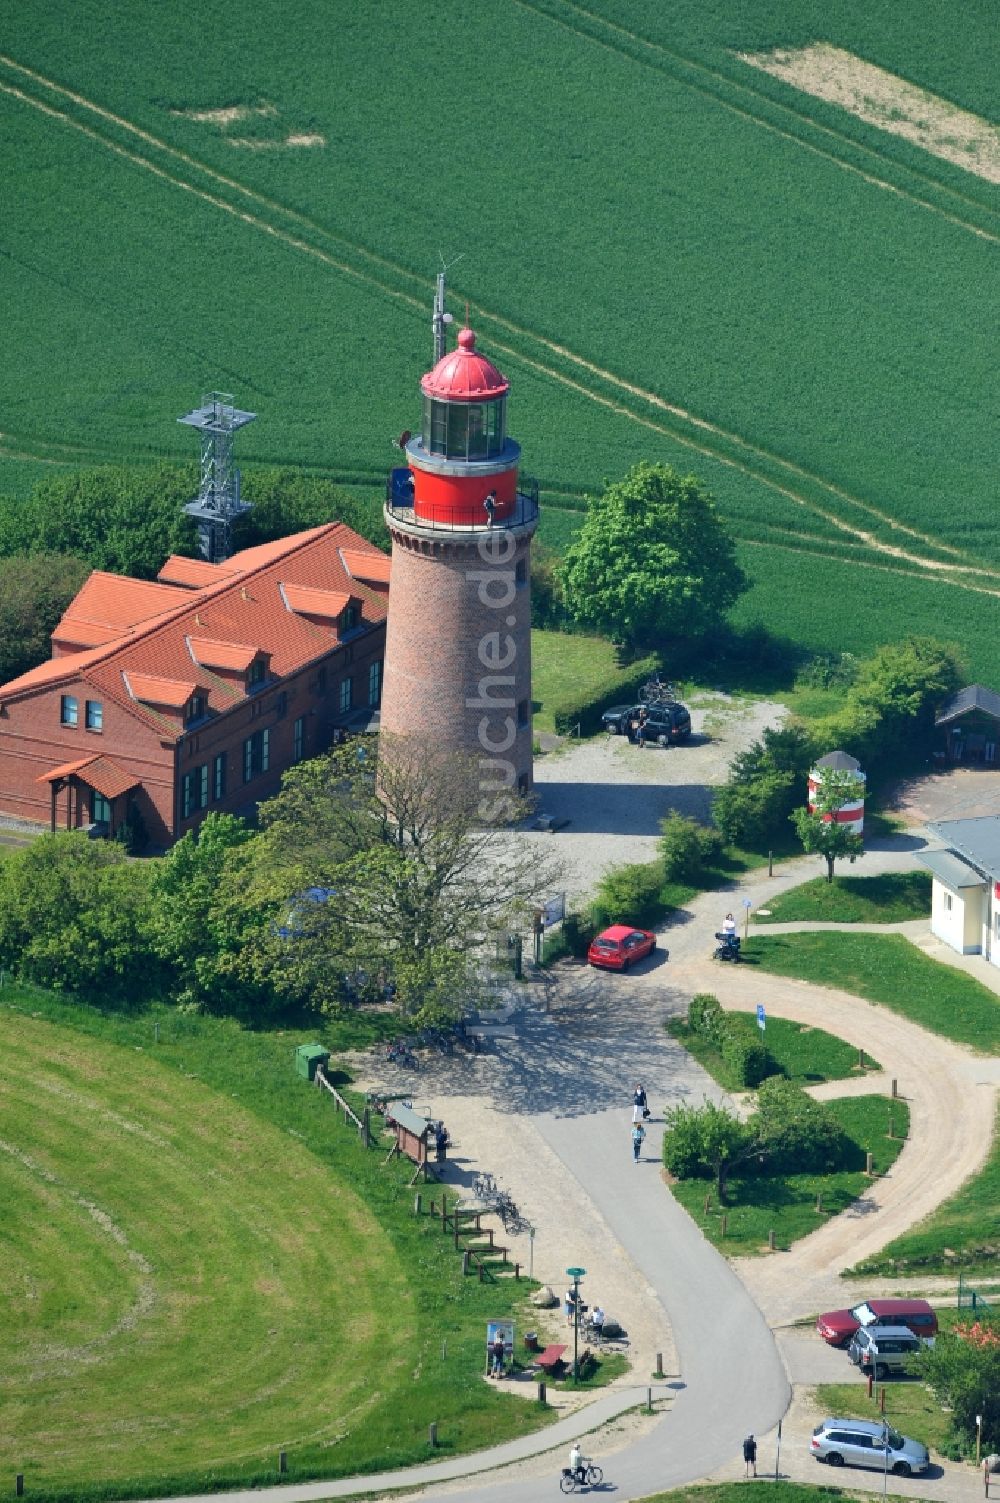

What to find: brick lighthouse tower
left=380, top=283, right=538, bottom=805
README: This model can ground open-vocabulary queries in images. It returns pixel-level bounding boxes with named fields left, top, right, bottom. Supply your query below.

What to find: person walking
left=743, top=1434, right=757, bottom=1478
left=631, top=1121, right=645, bottom=1163
left=634, top=1083, right=649, bottom=1121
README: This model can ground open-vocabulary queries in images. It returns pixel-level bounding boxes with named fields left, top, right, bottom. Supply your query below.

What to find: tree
left=560, top=462, right=747, bottom=650
left=658, top=811, right=722, bottom=882
left=245, top=736, right=558, bottom=1022
left=235, top=468, right=386, bottom=552
left=0, top=833, right=157, bottom=999
left=663, top=1078, right=843, bottom=1203
left=790, top=766, right=865, bottom=882
left=712, top=724, right=815, bottom=848
left=918, top=1320, right=1000, bottom=1451
left=0, top=553, right=90, bottom=683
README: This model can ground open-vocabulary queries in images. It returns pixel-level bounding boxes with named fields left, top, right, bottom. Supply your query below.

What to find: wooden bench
left=534, top=1343, right=568, bottom=1372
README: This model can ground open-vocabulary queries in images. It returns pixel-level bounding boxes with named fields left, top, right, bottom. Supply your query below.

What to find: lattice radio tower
left=178, top=392, right=256, bottom=562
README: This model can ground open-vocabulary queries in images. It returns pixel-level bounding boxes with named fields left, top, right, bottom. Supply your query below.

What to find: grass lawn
left=643, top=1489, right=914, bottom=1503
left=669, top=1096, right=909, bottom=1257
left=667, top=1015, right=879, bottom=1092
left=746, top=933, right=1000, bottom=1054
left=755, top=873, right=932, bottom=925
left=531, top=629, right=657, bottom=734
left=0, top=989, right=553, bottom=1501
left=552, top=1351, right=630, bottom=1390
left=850, top=1100, right=1000, bottom=1277
left=813, top=1381, right=950, bottom=1453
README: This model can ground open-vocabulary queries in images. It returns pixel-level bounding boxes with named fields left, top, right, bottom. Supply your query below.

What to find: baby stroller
left=713, top=931, right=741, bottom=963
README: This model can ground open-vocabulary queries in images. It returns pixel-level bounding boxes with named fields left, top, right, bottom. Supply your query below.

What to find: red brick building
left=0, top=523, right=389, bottom=847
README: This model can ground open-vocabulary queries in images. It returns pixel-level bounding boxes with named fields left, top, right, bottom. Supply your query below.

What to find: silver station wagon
left=811, top=1418, right=930, bottom=1477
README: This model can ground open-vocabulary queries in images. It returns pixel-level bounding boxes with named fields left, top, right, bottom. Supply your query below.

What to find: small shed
left=386, top=1100, right=432, bottom=1177
left=918, top=849, right=986, bottom=954
left=934, top=685, right=1000, bottom=763
left=295, top=1043, right=330, bottom=1081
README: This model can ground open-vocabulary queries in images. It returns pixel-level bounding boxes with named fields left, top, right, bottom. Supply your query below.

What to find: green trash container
left=295, top=1043, right=329, bottom=1081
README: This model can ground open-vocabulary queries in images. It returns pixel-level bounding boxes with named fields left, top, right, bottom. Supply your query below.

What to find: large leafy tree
left=0, top=553, right=90, bottom=683
left=790, top=766, right=866, bottom=883
left=244, top=736, right=557, bottom=1022
left=560, top=463, right=747, bottom=649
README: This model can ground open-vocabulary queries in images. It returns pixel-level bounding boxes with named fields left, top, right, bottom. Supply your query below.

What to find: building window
left=341, top=604, right=358, bottom=632
left=275, top=691, right=287, bottom=720
left=261, top=728, right=270, bottom=773
left=248, top=659, right=266, bottom=689
left=242, top=732, right=269, bottom=784
left=91, top=791, right=111, bottom=825
left=515, top=558, right=527, bottom=586
left=243, top=737, right=254, bottom=785
left=182, top=771, right=195, bottom=819
left=60, top=695, right=79, bottom=727
left=517, top=698, right=529, bottom=728
left=943, top=892, right=953, bottom=912
left=368, top=661, right=381, bottom=707
left=340, top=677, right=353, bottom=713
left=199, top=763, right=209, bottom=809
left=293, top=716, right=305, bottom=763
left=213, top=753, right=226, bottom=802
left=187, top=694, right=205, bottom=725
left=316, top=666, right=327, bottom=693
left=85, top=699, right=103, bottom=731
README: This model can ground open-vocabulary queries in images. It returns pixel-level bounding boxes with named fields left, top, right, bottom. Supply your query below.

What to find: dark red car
left=587, top=925, right=656, bottom=971
left=816, top=1298, right=937, bottom=1347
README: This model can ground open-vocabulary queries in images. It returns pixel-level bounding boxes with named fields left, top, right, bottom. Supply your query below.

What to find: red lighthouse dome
left=421, top=327, right=510, bottom=401
left=405, top=324, right=520, bottom=527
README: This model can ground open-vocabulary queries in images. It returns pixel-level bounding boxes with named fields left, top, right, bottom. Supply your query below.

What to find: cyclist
left=569, top=1444, right=590, bottom=1485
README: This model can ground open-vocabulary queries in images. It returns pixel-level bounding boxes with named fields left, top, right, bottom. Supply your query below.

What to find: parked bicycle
left=638, top=672, right=678, bottom=705
left=474, top=1170, right=498, bottom=1200
left=382, top=1040, right=419, bottom=1069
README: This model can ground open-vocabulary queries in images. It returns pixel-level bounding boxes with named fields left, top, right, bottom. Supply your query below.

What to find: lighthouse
left=380, top=290, right=538, bottom=808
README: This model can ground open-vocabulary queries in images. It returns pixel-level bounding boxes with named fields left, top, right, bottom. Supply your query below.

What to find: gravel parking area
left=527, top=695, right=787, bottom=901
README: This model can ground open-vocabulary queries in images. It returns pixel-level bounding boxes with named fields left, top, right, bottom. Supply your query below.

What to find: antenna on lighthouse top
left=432, top=253, right=463, bottom=363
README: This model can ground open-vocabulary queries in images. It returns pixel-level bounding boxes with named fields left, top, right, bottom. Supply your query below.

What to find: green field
left=754, top=873, right=932, bottom=925
left=0, top=994, right=549, bottom=1499
left=1, top=1, right=1000, bottom=674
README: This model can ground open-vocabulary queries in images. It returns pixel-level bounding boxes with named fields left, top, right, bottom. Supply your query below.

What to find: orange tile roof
left=125, top=672, right=198, bottom=709
left=38, top=754, right=140, bottom=799
left=0, top=522, right=389, bottom=739
left=340, top=547, right=392, bottom=585
left=282, top=583, right=352, bottom=620
left=158, top=555, right=239, bottom=588
left=188, top=637, right=261, bottom=672
left=56, top=572, right=193, bottom=637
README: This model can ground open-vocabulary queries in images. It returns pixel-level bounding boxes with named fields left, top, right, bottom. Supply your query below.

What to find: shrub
left=658, top=812, right=722, bottom=882
left=589, top=859, right=666, bottom=932
left=918, top=1320, right=1000, bottom=1451
left=561, top=911, right=597, bottom=959
left=688, top=992, right=724, bottom=1040
left=720, top=1028, right=773, bottom=1088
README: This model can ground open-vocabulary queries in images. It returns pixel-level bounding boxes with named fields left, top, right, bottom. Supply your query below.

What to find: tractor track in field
left=512, top=0, right=1000, bottom=240
left=0, top=53, right=994, bottom=588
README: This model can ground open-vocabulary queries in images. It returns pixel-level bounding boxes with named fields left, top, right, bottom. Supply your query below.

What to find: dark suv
left=602, top=701, right=692, bottom=746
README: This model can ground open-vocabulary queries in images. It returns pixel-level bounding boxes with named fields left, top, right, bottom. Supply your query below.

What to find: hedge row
left=688, top=992, right=775, bottom=1088
left=552, top=652, right=660, bottom=736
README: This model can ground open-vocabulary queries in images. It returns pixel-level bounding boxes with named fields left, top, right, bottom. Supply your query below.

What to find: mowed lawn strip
left=531, top=629, right=657, bottom=733
left=747, top=933, right=1000, bottom=1054
left=0, top=997, right=552, bottom=1500
left=754, top=872, right=932, bottom=924
left=669, top=1095, right=908, bottom=1257
left=813, top=1382, right=951, bottom=1454
left=850, top=1100, right=1000, bottom=1276
left=667, top=1014, right=879, bottom=1091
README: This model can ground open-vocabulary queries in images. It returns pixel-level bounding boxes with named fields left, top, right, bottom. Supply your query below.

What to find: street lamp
left=566, top=1266, right=586, bottom=1383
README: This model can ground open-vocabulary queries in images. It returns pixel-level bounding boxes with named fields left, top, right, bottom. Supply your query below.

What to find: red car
left=816, top=1298, right=937, bottom=1347
left=587, top=924, right=656, bottom=971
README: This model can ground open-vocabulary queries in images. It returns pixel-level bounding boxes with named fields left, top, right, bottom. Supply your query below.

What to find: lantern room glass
left=422, top=395, right=506, bottom=460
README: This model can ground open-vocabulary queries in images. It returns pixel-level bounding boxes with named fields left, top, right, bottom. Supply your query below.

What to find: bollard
left=866, top=1151, right=874, bottom=1174
left=537, top=1381, right=547, bottom=1405
left=278, top=1451, right=287, bottom=1474
left=462, top=1250, right=470, bottom=1276
left=647, top=1387, right=653, bottom=1413
left=429, top=1423, right=437, bottom=1448
left=655, top=1352, right=664, bottom=1378
left=891, top=1077, right=898, bottom=1098
left=16, top=1479, right=24, bottom=1498
left=858, top=1047, right=865, bottom=1069
left=984, top=1460, right=990, bottom=1497
left=703, top=1192, right=712, bottom=1215
left=515, top=1262, right=521, bottom=1280
left=414, top=1193, right=422, bottom=1215
left=867, top=1373, right=873, bottom=1399
left=880, top=1387, right=886, bottom=1413
left=721, top=1214, right=728, bottom=1238
left=768, top=850, right=773, bottom=877
left=815, top=1193, right=823, bottom=1214
left=768, top=1228, right=776, bottom=1251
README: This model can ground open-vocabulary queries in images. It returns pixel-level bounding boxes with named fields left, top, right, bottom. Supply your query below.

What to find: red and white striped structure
left=808, top=750, right=865, bottom=834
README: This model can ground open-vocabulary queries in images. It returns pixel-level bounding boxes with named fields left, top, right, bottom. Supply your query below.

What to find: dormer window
left=187, top=694, right=206, bottom=725
left=341, top=604, right=358, bottom=632
left=247, top=659, right=266, bottom=690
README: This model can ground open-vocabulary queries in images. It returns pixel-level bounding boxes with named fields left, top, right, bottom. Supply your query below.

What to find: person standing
left=743, top=1434, right=757, bottom=1478
left=635, top=706, right=648, bottom=748
left=631, top=1122, right=645, bottom=1163
left=722, top=912, right=737, bottom=938
left=490, top=1330, right=506, bottom=1378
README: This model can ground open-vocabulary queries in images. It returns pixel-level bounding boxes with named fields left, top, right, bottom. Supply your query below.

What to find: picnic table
left=534, top=1342, right=568, bottom=1373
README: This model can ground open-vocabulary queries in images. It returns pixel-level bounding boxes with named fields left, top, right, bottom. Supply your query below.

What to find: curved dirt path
left=668, top=958, right=1000, bottom=1326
